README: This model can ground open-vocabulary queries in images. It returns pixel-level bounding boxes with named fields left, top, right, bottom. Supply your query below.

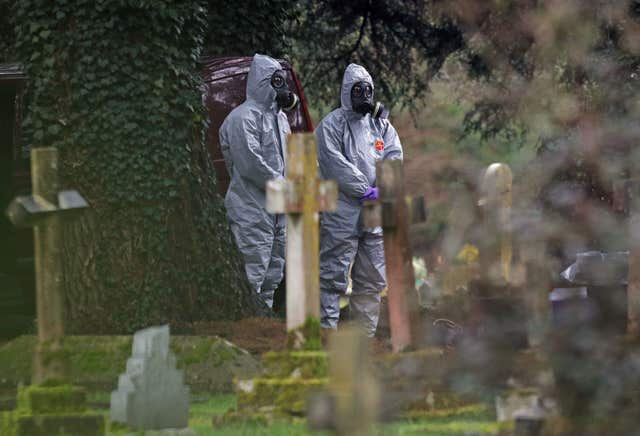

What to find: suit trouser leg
left=319, top=226, right=358, bottom=329
left=350, top=231, right=387, bottom=337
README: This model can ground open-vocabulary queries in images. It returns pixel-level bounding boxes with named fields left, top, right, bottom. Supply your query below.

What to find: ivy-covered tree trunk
left=12, top=1, right=266, bottom=333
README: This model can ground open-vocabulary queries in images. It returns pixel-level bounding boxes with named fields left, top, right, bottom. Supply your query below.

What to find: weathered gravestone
left=471, top=163, right=528, bottom=351
left=479, top=163, right=513, bottom=284
left=5, top=147, right=89, bottom=383
left=362, top=159, right=426, bottom=352
left=307, top=327, right=380, bottom=435
left=215, top=134, right=334, bottom=425
left=0, top=147, right=104, bottom=436
left=110, top=325, right=190, bottom=431
left=266, top=132, right=337, bottom=340
left=478, top=164, right=559, bottom=433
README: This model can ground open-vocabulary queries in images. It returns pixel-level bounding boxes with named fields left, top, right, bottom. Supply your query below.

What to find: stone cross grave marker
left=362, top=159, right=426, bottom=352
left=266, top=133, right=337, bottom=333
left=5, top=147, right=88, bottom=383
left=479, top=163, right=513, bottom=285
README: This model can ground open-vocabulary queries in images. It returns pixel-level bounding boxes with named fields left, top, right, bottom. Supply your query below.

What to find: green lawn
left=99, top=394, right=505, bottom=436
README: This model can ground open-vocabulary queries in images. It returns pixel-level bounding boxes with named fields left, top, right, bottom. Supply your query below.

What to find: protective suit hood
left=246, top=54, right=282, bottom=108
left=340, top=63, right=374, bottom=111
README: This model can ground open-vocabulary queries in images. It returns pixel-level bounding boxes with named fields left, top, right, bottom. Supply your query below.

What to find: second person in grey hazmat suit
left=219, top=54, right=299, bottom=309
left=316, top=63, right=403, bottom=336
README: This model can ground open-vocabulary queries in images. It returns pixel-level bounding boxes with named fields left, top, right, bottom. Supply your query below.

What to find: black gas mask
left=350, top=81, right=388, bottom=119
left=271, top=70, right=299, bottom=112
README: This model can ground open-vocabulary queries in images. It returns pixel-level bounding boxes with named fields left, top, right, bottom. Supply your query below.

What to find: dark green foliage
left=290, top=0, right=464, bottom=109
left=204, top=0, right=298, bottom=58
left=11, top=0, right=266, bottom=332
left=0, top=1, right=15, bottom=61
left=462, top=101, right=526, bottom=144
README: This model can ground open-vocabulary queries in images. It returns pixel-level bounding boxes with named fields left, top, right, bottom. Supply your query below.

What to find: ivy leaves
left=8, top=0, right=263, bottom=331
left=14, top=0, right=207, bottom=205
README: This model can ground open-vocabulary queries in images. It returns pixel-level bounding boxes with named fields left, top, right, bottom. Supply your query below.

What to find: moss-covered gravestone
left=0, top=147, right=104, bottom=435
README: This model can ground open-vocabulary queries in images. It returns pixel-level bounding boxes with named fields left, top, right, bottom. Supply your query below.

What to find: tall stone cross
left=362, top=159, right=426, bottom=352
left=266, top=133, right=337, bottom=334
left=5, top=147, right=88, bottom=384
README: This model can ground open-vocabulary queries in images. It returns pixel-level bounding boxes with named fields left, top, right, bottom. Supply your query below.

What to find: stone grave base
left=214, top=350, right=329, bottom=425
left=224, top=346, right=479, bottom=426
left=216, top=318, right=329, bottom=425
left=0, top=384, right=104, bottom=436
left=376, top=348, right=474, bottom=418
left=494, top=348, right=557, bottom=423
left=219, top=343, right=554, bottom=426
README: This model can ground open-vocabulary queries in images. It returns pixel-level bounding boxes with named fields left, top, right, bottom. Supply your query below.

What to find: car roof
left=199, top=56, right=292, bottom=82
left=0, top=63, right=26, bottom=82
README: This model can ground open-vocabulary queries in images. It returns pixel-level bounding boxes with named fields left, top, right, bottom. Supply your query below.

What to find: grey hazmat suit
left=316, top=63, right=403, bottom=336
left=219, top=54, right=290, bottom=309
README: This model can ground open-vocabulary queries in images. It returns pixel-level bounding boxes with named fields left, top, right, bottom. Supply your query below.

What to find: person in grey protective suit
left=316, top=63, right=403, bottom=336
left=219, top=54, right=299, bottom=309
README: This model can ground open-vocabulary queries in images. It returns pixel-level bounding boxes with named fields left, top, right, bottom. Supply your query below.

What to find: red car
left=200, top=56, right=314, bottom=194
left=0, top=57, right=313, bottom=337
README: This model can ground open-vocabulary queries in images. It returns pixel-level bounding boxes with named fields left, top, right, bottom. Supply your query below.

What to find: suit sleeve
left=381, top=120, right=403, bottom=161
left=316, top=118, right=369, bottom=198
left=225, top=116, right=284, bottom=189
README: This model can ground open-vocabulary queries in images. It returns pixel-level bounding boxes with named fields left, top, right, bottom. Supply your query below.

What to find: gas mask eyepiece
left=271, top=70, right=299, bottom=112
left=350, top=81, right=388, bottom=119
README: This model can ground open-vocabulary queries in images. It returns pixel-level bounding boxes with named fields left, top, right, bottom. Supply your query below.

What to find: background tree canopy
left=288, top=0, right=465, bottom=111
left=204, top=0, right=297, bottom=58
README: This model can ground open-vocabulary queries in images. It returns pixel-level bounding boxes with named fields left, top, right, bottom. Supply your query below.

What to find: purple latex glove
left=359, top=186, right=379, bottom=203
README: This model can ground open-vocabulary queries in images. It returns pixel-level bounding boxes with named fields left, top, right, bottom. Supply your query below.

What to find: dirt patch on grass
left=193, top=316, right=393, bottom=356
left=193, top=317, right=289, bottom=354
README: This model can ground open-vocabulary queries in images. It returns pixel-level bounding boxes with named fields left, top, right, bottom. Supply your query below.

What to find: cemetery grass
left=97, top=393, right=503, bottom=435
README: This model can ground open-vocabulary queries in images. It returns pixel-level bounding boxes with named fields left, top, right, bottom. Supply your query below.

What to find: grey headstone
left=495, top=391, right=557, bottom=422
left=110, top=325, right=190, bottom=430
